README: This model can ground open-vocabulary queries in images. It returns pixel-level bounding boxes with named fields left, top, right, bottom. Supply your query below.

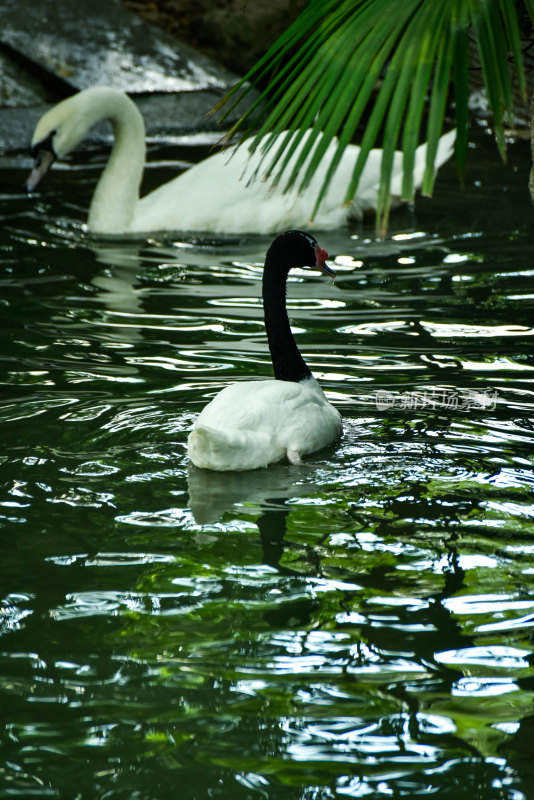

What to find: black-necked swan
left=26, top=86, right=456, bottom=236
left=187, top=230, right=342, bottom=471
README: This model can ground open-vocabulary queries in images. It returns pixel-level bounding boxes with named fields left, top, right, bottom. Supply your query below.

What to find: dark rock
left=0, top=50, right=49, bottom=107
left=0, top=0, right=240, bottom=94
left=124, top=0, right=307, bottom=75
left=0, top=0, right=262, bottom=156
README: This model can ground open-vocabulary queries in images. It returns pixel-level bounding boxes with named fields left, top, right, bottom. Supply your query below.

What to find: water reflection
left=187, top=462, right=322, bottom=525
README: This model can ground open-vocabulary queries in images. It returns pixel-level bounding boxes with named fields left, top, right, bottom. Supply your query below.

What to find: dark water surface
left=1, top=133, right=533, bottom=799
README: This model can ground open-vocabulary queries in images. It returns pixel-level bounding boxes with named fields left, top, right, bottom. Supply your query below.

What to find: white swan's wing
left=134, top=133, right=349, bottom=234
left=134, top=128, right=456, bottom=233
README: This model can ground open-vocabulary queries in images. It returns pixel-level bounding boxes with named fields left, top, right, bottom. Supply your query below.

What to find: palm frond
left=218, top=0, right=534, bottom=233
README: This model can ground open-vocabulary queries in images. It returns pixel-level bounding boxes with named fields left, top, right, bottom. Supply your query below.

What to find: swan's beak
left=315, top=245, right=336, bottom=278
left=26, top=148, right=56, bottom=193
left=317, top=260, right=336, bottom=278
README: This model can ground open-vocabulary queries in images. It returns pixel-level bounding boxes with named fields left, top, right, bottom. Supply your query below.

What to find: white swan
left=26, top=86, right=456, bottom=236
left=187, top=230, right=342, bottom=471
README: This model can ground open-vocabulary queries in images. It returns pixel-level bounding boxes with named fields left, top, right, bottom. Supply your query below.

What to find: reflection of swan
left=188, top=464, right=324, bottom=575
left=26, top=86, right=456, bottom=235
left=187, top=231, right=342, bottom=471
left=188, top=462, right=326, bottom=576
left=187, top=462, right=317, bottom=524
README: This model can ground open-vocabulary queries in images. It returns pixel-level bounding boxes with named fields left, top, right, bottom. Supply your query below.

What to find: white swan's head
left=26, top=93, right=86, bottom=192
left=26, top=88, right=118, bottom=193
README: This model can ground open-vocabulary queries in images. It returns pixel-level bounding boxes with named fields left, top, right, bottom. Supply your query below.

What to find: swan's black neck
left=262, top=261, right=312, bottom=384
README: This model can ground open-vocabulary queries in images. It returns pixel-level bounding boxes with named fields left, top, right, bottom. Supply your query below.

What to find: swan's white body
left=28, top=86, right=456, bottom=236
left=188, top=375, right=342, bottom=472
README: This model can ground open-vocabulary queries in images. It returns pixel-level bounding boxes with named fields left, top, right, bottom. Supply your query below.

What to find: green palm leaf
left=218, top=0, right=534, bottom=233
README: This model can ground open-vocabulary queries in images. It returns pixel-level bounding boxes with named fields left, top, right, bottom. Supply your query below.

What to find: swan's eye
left=299, top=231, right=318, bottom=251
left=30, top=129, right=57, bottom=158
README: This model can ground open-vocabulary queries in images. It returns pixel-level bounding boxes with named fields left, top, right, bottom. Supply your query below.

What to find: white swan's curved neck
left=83, top=90, right=146, bottom=233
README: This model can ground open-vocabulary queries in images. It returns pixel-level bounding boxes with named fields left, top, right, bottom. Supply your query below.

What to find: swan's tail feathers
left=286, top=449, right=302, bottom=465
left=352, top=128, right=457, bottom=217
left=434, top=128, right=457, bottom=169
left=187, top=424, right=279, bottom=472
left=410, top=128, right=456, bottom=193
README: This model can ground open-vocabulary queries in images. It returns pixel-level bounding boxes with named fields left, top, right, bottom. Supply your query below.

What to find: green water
left=1, top=132, right=533, bottom=799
